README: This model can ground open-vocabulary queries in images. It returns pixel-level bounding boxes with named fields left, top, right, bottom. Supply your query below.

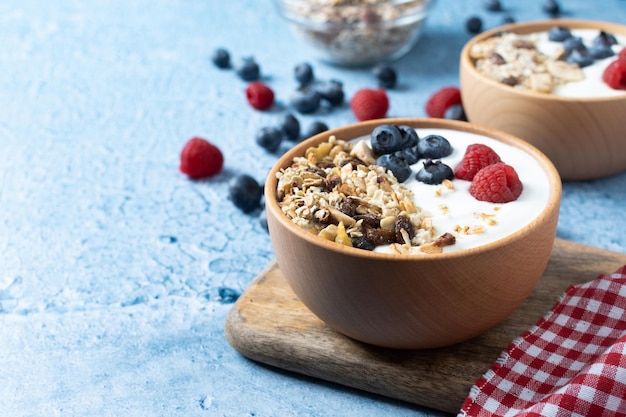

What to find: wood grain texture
left=224, top=239, right=626, bottom=414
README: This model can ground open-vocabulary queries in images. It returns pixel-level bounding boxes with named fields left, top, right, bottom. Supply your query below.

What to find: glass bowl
left=273, top=0, right=436, bottom=67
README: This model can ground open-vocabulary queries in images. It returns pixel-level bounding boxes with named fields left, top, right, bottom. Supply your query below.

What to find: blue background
left=1, top=1, right=625, bottom=416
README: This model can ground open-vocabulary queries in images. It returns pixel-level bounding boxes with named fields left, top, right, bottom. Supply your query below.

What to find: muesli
left=276, top=135, right=444, bottom=254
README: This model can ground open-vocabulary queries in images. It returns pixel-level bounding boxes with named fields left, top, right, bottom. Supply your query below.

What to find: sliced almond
left=546, top=60, right=584, bottom=82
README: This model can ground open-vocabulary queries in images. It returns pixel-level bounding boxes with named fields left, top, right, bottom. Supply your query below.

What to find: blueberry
left=303, top=121, right=329, bottom=139
left=255, top=126, right=283, bottom=153
left=317, top=79, right=345, bottom=106
left=502, top=15, right=516, bottom=24
left=294, top=62, right=314, bottom=85
left=393, top=146, right=419, bottom=165
left=211, top=48, right=230, bottom=69
left=373, top=63, right=397, bottom=89
left=548, top=26, right=573, bottom=42
left=218, top=287, right=240, bottom=304
left=589, top=45, right=615, bottom=60
left=397, top=125, right=419, bottom=149
left=375, top=154, right=412, bottom=183
left=483, top=0, right=502, bottom=12
left=228, top=174, right=263, bottom=213
left=566, top=49, right=594, bottom=68
left=280, top=113, right=300, bottom=141
left=466, top=16, right=483, bottom=34
left=415, top=160, right=454, bottom=185
left=370, top=124, right=404, bottom=155
left=444, top=104, right=467, bottom=121
left=592, top=31, right=618, bottom=49
left=542, top=0, right=560, bottom=16
left=563, top=37, right=586, bottom=53
left=417, top=134, right=453, bottom=159
left=290, top=87, right=321, bottom=114
left=235, top=57, right=260, bottom=81
left=351, top=236, right=376, bottom=251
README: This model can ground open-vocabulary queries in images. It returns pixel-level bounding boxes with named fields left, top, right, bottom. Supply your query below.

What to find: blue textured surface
left=1, top=1, right=625, bottom=416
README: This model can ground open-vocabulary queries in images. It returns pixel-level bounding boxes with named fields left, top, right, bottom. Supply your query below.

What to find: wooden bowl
left=264, top=118, right=561, bottom=349
left=460, top=19, right=626, bottom=181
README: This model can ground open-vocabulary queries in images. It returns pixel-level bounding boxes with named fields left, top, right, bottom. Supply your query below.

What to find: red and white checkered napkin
left=459, top=265, right=626, bottom=417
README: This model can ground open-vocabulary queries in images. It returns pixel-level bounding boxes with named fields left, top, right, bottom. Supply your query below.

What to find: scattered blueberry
left=375, top=154, right=412, bottom=183
left=548, top=26, right=573, bottom=42
left=444, top=104, right=467, bottom=121
left=483, top=0, right=502, bottom=12
left=317, top=79, right=345, bottom=106
left=259, top=209, right=268, bottom=232
left=373, top=63, right=397, bottom=89
left=351, top=236, right=376, bottom=251
left=397, top=125, right=419, bottom=149
left=466, top=16, right=483, bottom=34
left=255, top=126, right=284, bottom=153
left=417, top=134, right=453, bottom=159
left=415, top=160, right=454, bottom=185
left=218, top=287, right=240, bottom=304
left=303, top=121, right=329, bottom=139
left=502, top=15, right=516, bottom=24
left=228, top=174, right=263, bottom=213
left=542, top=0, right=560, bottom=16
left=370, top=124, right=404, bottom=155
left=280, top=113, right=301, bottom=141
left=289, top=87, right=322, bottom=114
left=235, top=57, right=260, bottom=81
left=294, top=62, right=314, bottom=85
left=211, top=48, right=230, bottom=69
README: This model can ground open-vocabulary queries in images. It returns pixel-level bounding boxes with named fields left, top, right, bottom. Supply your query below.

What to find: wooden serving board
left=225, top=239, right=626, bottom=414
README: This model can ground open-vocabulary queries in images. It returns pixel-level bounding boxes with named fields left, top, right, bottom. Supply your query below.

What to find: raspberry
left=469, top=163, right=523, bottom=203
left=350, top=88, right=389, bottom=121
left=180, top=137, right=224, bottom=179
left=246, top=82, right=274, bottom=110
left=619, top=48, right=626, bottom=63
left=425, top=87, right=462, bottom=118
left=454, top=143, right=502, bottom=181
left=603, top=59, right=626, bottom=90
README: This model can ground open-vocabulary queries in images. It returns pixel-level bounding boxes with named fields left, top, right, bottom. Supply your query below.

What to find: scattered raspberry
left=469, top=162, right=523, bottom=203
left=619, top=48, right=626, bottom=63
left=350, top=88, right=389, bottom=121
left=454, top=143, right=502, bottom=180
left=180, top=137, right=224, bottom=179
left=246, top=81, right=275, bottom=110
left=425, top=87, right=462, bottom=118
left=602, top=59, right=626, bottom=90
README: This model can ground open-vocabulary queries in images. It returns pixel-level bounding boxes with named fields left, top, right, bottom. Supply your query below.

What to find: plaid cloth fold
left=460, top=264, right=626, bottom=417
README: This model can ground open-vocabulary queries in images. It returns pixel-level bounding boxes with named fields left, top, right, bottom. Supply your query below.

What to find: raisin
left=339, top=198, right=357, bottom=217
left=354, top=213, right=380, bottom=228
left=324, top=174, right=342, bottom=190
left=364, top=225, right=396, bottom=246
left=434, top=232, right=457, bottom=248
left=395, top=215, right=415, bottom=243
left=351, top=236, right=376, bottom=251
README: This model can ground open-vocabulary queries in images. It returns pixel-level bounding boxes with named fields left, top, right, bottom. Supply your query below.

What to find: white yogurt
left=536, top=29, right=626, bottom=98
left=372, top=128, right=552, bottom=254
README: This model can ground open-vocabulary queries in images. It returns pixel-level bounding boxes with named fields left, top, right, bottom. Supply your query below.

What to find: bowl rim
left=265, top=118, right=562, bottom=261
left=274, top=0, right=437, bottom=27
left=460, top=18, right=626, bottom=103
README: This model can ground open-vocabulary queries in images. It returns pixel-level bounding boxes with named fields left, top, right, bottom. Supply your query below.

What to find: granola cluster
left=276, top=136, right=453, bottom=254
left=470, top=32, right=584, bottom=93
left=284, top=0, right=431, bottom=66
